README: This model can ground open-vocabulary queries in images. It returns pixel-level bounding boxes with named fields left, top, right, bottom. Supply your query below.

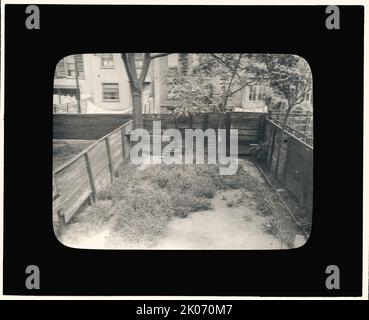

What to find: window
left=258, top=86, right=266, bottom=100
left=167, top=54, right=179, bottom=74
left=248, top=86, right=257, bottom=101
left=102, top=83, right=119, bottom=101
left=64, top=55, right=84, bottom=78
left=74, top=55, right=84, bottom=77
left=101, top=54, right=114, bottom=67
left=55, top=60, right=65, bottom=78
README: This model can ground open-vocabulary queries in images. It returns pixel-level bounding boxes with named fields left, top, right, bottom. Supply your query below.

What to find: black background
left=3, top=5, right=364, bottom=296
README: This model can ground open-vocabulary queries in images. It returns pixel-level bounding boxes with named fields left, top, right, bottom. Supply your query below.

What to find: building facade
left=53, top=53, right=157, bottom=113
left=53, top=53, right=312, bottom=114
left=152, top=53, right=313, bottom=114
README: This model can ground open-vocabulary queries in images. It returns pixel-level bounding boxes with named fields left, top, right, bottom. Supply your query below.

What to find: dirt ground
left=59, top=159, right=307, bottom=250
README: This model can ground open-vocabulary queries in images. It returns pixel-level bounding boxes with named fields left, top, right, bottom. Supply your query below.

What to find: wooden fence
left=53, top=114, right=133, bottom=140
left=53, top=112, right=266, bottom=154
left=269, top=111, right=313, bottom=147
left=53, top=97, right=89, bottom=114
left=141, top=112, right=265, bottom=154
left=53, top=120, right=133, bottom=225
left=262, top=119, right=313, bottom=213
left=52, top=112, right=266, bottom=227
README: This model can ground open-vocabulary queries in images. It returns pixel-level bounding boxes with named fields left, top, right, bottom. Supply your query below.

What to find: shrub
left=256, top=194, right=275, bottom=216
left=170, top=192, right=212, bottom=218
left=261, top=215, right=281, bottom=236
left=72, top=200, right=114, bottom=233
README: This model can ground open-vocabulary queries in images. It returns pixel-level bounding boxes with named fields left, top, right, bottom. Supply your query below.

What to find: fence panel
left=263, top=119, right=313, bottom=212
left=141, top=112, right=266, bottom=155
left=54, top=156, right=91, bottom=222
left=53, top=120, right=133, bottom=224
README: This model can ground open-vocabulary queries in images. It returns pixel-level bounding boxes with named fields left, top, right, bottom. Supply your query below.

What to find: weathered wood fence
left=53, top=120, right=133, bottom=226
left=269, top=111, right=313, bottom=147
left=53, top=112, right=266, bottom=229
left=53, top=114, right=133, bottom=140
left=262, top=119, right=313, bottom=213
left=141, top=112, right=266, bottom=155
left=53, top=96, right=90, bottom=114
left=53, top=112, right=315, bottom=227
left=53, top=112, right=266, bottom=154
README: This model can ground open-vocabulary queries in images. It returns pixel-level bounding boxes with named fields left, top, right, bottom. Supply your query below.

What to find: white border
left=0, top=0, right=367, bottom=301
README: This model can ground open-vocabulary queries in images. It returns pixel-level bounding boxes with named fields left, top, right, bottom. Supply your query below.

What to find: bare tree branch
left=223, top=53, right=243, bottom=107
left=228, top=79, right=260, bottom=97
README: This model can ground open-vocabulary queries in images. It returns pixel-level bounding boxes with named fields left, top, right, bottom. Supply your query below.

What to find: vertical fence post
left=282, top=137, right=291, bottom=183
left=203, top=114, right=209, bottom=150
left=53, top=174, right=65, bottom=233
left=300, top=148, right=312, bottom=208
left=121, top=127, right=126, bottom=161
left=84, top=153, right=97, bottom=203
left=225, top=112, right=231, bottom=157
left=105, top=137, right=114, bottom=183
left=66, top=103, right=69, bottom=113
left=269, top=125, right=277, bottom=171
left=259, top=113, right=266, bottom=141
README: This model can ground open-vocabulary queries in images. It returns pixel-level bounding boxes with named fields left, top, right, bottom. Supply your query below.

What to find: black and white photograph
left=52, top=53, right=313, bottom=250
left=1, top=1, right=367, bottom=301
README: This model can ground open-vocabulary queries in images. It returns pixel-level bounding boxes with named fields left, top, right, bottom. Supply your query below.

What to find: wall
left=54, top=54, right=156, bottom=113
left=85, top=53, right=132, bottom=112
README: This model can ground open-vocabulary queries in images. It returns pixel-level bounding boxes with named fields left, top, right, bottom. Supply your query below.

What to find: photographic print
left=53, top=53, right=313, bottom=250
left=1, top=2, right=366, bottom=300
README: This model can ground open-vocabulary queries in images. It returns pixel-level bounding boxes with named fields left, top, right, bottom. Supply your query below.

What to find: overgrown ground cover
left=59, top=159, right=306, bottom=249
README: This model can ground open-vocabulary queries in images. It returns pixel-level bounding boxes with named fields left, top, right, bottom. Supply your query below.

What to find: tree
left=167, top=53, right=265, bottom=118
left=121, top=53, right=170, bottom=128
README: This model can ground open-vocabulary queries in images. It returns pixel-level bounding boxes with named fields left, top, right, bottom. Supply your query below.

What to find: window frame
left=100, top=53, right=115, bottom=69
left=55, top=55, right=85, bottom=79
left=102, top=83, right=120, bottom=102
left=248, top=85, right=257, bottom=101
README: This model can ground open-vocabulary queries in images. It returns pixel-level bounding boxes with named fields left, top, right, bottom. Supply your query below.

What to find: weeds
left=261, top=215, right=280, bottom=235
left=70, top=161, right=290, bottom=246
left=261, top=215, right=295, bottom=248
left=81, top=163, right=215, bottom=243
